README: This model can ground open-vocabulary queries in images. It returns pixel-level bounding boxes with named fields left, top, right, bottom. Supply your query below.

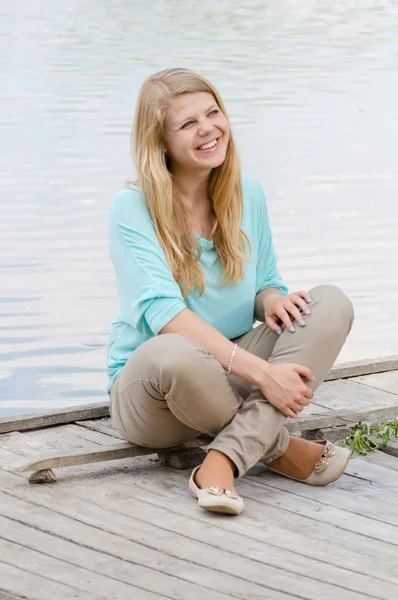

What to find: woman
left=107, top=67, right=354, bottom=516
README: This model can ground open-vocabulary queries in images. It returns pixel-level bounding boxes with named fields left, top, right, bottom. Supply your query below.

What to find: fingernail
left=308, top=298, right=313, bottom=303
left=305, top=309, right=311, bottom=315
left=289, top=327, right=295, bottom=333
left=312, top=375, right=316, bottom=381
left=276, top=329, right=281, bottom=336
left=299, top=320, right=306, bottom=326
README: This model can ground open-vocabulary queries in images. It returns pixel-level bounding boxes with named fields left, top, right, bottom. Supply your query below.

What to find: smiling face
left=164, top=92, right=230, bottom=176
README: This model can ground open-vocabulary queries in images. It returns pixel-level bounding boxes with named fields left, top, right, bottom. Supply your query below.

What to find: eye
left=181, top=120, right=194, bottom=129
left=209, top=109, right=219, bottom=116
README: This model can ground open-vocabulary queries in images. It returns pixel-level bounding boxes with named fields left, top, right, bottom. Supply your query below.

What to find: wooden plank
left=0, top=591, right=24, bottom=600
left=326, top=356, right=398, bottom=381
left=0, top=517, right=225, bottom=600
left=129, top=479, right=398, bottom=571
left=0, top=537, right=169, bottom=600
left=0, top=490, right=301, bottom=600
left=345, top=457, right=398, bottom=491
left=237, top=479, right=398, bottom=549
left=5, top=440, right=168, bottom=473
left=352, top=370, right=398, bottom=395
left=364, top=449, right=398, bottom=472
left=0, top=401, right=110, bottom=434
left=0, top=560, right=102, bottom=600
left=1, top=452, right=397, bottom=589
left=0, top=516, right=233, bottom=600
left=36, top=461, right=398, bottom=585
left=0, top=491, right=378, bottom=600
left=128, top=465, right=398, bottom=548
left=76, top=418, right=123, bottom=439
left=310, top=378, right=398, bottom=411
left=289, top=405, right=398, bottom=433
left=246, top=464, right=398, bottom=528
left=41, top=469, right=398, bottom=598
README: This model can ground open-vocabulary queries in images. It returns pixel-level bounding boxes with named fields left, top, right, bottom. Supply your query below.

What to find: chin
left=210, top=153, right=227, bottom=169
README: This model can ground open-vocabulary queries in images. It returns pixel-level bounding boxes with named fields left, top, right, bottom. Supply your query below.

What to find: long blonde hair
left=129, top=67, right=251, bottom=298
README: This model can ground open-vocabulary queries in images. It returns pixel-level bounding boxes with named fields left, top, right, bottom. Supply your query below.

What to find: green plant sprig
left=336, top=417, right=398, bottom=455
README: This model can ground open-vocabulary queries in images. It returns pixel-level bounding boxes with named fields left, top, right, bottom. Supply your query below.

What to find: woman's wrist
left=232, top=347, right=272, bottom=385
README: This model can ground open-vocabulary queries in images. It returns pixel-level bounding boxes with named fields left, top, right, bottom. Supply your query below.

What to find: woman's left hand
left=263, top=291, right=313, bottom=334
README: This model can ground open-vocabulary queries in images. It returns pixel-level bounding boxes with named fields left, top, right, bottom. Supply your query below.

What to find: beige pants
left=109, top=284, right=354, bottom=477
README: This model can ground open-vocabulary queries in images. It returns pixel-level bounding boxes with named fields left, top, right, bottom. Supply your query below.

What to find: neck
left=172, top=167, right=211, bottom=207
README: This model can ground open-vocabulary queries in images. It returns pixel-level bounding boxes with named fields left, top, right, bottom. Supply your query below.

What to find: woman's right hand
left=254, top=362, right=315, bottom=419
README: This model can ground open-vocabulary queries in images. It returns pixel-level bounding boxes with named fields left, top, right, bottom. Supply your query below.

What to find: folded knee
left=309, top=284, right=354, bottom=333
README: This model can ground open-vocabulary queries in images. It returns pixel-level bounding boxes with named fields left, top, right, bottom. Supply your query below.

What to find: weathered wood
left=106, top=463, right=398, bottom=570
left=0, top=515, right=232, bottom=600
left=309, top=378, right=398, bottom=412
left=0, top=537, right=171, bottom=600
left=345, top=457, right=398, bottom=491
left=76, top=418, right=122, bottom=439
left=0, top=491, right=300, bottom=600
left=302, top=426, right=352, bottom=443
left=352, top=370, right=398, bottom=395
left=0, top=560, right=102, bottom=600
left=0, top=489, right=380, bottom=600
left=2, top=442, right=398, bottom=593
left=326, top=355, right=398, bottom=381
left=0, top=401, right=110, bottom=434
left=6, top=440, right=186, bottom=473
left=289, top=405, right=398, bottom=433
left=0, top=592, right=24, bottom=600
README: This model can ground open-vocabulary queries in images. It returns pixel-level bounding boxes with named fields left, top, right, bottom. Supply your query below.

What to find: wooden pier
left=1, top=356, right=398, bottom=600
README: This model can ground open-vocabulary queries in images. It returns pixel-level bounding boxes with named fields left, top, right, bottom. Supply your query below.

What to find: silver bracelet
left=227, top=343, right=238, bottom=376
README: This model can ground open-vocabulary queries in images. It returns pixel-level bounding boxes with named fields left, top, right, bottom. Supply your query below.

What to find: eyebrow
left=174, top=104, right=219, bottom=127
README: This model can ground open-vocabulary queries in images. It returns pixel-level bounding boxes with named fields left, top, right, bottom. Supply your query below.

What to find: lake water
left=1, top=0, right=398, bottom=417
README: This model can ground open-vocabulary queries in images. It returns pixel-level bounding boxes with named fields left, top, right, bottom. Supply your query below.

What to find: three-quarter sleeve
left=254, top=180, right=288, bottom=296
left=109, top=189, right=187, bottom=337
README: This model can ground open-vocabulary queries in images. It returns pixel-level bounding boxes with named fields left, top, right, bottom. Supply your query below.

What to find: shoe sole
left=190, top=489, right=242, bottom=515
left=199, top=503, right=242, bottom=515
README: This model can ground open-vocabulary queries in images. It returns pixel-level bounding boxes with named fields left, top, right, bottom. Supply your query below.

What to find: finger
left=293, top=290, right=313, bottom=305
left=298, top=395, right=311, bottom=406
left=293, top=364, right=314, bottom=382
left=285, top=300, right=307, bottom=327
left=284, top=407, right=299, bottom=419
left=303, top=386, right=314, bottom=400
left=276, top=308, right=294, bottom=331
left=289, top=294, right=311, bottom=317
left=265, top=315, right=282, bottom=335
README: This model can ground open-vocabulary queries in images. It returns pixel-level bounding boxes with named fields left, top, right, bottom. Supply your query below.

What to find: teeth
left=199, top=139, right=218, bottom=150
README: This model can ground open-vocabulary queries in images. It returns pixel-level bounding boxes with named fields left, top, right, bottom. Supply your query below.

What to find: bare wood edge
left=288, top=405, right=398, bottom=433
left=5, top=405, right=398, bottom=476
left=5, top=439, right=212, bottom=473
left=325, top=355, right=398, bottom=381
left=0, top=402, right=110, bottom=435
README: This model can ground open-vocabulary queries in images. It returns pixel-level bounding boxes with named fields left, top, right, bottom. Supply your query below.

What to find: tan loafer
left=189, top=465, right=244, bottom=515
left=266, top=440, right=352, bottom=486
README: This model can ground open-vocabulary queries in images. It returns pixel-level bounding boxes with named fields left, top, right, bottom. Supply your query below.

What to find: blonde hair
left=129, top=67, right=251, bottom=298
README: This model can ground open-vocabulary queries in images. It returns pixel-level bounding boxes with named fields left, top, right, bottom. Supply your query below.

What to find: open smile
left=196, top=137, right=220, bottom=152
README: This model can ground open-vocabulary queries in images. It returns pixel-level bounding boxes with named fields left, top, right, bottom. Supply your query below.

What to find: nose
left=197, top=118, right=214, bottom=137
